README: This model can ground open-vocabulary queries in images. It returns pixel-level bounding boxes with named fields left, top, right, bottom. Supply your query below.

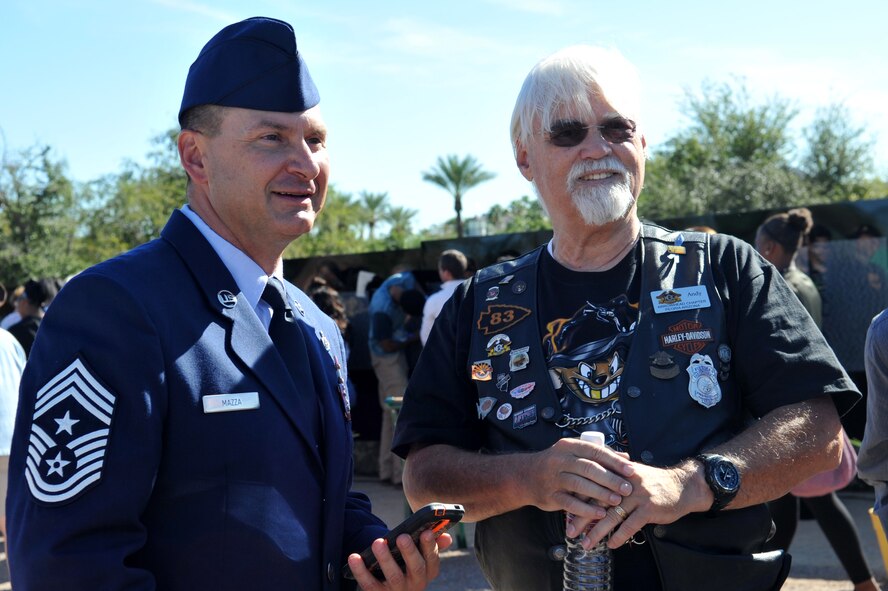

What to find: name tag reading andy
left=650, top=286, right=711, bottom=314
left=202, top=392, right=260, bottom=413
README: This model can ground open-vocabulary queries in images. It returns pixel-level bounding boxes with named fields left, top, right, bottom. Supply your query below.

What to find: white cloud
left=149, top=0, right=239, bottom=23
left=481, top=0, right=566, bottom=16
left=379, top=17, right=528, bottom=61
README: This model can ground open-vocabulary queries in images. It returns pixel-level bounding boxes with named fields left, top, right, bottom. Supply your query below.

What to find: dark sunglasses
left=547, top=118, right=637, bottom=147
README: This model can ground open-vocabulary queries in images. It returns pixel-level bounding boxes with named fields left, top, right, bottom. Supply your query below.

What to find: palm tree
left=422, top=154, right=495, bottom=238
left=358, top=191, right=389, bottom=241
left=386, top=206, right=417, bottom=248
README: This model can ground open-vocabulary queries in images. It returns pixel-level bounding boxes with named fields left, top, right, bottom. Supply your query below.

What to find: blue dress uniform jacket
left=6, top=210, right=387, bottom=590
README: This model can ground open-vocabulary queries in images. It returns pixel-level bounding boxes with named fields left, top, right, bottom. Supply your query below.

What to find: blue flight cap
left=178, top=16, right=319, bottom=125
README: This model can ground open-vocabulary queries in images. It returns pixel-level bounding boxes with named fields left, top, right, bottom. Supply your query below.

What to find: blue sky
left=2, top=0, right=886, bottom=230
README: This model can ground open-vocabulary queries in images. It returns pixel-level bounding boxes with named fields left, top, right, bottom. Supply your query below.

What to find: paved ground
left=0, top=480, right=882, bottom=590
left=357, top=476, right=887, bottom=591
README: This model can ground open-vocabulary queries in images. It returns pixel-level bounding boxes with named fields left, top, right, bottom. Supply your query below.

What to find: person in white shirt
left=0, top=327, right=25, bottom=553
left=0, top=286, right=24, bottom=331
left=420, top=249, right=468, bottom=345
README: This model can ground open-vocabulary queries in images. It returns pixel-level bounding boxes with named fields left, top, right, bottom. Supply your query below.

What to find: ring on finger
left=610, top=505, right=629, bottom=521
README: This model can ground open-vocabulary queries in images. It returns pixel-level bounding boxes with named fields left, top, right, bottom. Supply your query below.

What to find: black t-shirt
left=538, top=242, right=639, bottom=446
left=393, top=230, right=859, bottom=590
left=537, top=243, right=660, bottom=588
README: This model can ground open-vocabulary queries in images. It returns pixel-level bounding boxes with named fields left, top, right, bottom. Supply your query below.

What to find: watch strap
left=695, top=453, right=739, bottom=513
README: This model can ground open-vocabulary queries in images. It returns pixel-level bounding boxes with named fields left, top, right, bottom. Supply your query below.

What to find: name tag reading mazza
left=202, top=392, right=260, bottom=413
left=650, top=286, right=711, bottom=314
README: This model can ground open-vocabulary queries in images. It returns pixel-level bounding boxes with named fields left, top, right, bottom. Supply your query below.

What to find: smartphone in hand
left=342, top=502, right=465, bottom=580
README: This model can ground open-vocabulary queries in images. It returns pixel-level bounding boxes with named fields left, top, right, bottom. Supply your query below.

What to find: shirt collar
left=179, top=205, right=282, bottom=312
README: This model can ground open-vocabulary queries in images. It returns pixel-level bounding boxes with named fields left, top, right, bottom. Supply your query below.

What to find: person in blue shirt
left=368, top=269, right=420, bottom=485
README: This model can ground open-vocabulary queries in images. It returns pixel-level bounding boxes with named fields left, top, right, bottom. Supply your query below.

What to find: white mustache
left=570, top=157, right=628, bottom=178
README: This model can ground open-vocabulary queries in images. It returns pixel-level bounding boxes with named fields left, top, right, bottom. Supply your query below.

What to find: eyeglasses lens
left=548, top=119, right=636, bottom=147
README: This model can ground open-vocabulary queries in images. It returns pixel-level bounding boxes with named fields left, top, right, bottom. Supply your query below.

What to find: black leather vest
left=469, top=224, right=744, bottom=465
left=467, top=225, right=787, bottom=591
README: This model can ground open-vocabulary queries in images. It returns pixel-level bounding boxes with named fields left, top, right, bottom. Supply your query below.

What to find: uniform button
left=653, top=525, right=667, bottom=538
left=541, top=406, right=556, bottom=421
left=627, top=386, right=641, bottom=398
left=327, top=562, right=335, bottom=582
left=548, top=544, right=567, bottom=561
left=640, top=450, right=654, bottom=463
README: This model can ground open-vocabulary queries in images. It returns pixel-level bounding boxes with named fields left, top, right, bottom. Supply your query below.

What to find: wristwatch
left=695, top=453, right=740, bottom=512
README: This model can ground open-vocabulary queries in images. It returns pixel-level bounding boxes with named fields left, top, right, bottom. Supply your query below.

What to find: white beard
left=567, top=158, right=635, bottom=226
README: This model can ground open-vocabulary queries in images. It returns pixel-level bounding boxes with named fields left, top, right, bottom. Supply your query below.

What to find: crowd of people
left=0, top=15, right=885, bottom=591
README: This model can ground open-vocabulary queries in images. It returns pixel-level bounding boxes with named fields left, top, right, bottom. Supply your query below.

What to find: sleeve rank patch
left=25, top=357, right=116, bottom=505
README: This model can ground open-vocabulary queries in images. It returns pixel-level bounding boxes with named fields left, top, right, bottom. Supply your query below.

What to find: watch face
left=714, top=460, right=740, bottom=492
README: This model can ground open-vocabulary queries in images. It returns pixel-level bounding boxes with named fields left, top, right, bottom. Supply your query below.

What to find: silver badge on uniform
left=217, top=290, right=237, bottom=308
left=25, top=358, right=117, bottom=504
left=486, top=286, right=500, bottom=301
left=496, top=403, right=513, bottom=420
left=686, top=353, right=721, bottom=408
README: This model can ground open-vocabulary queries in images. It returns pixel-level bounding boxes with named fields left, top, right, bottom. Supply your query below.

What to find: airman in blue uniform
left=6, top=16, right=449, bottom=591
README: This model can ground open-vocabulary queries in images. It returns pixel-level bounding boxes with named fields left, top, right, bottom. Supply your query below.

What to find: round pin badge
left=496, top=403, right=513, bottom=420
left=717, top=344, right=732, bottom=363
left=217, top=290, right=237, bottom=308
left=511, top=281, right=527, bottom=294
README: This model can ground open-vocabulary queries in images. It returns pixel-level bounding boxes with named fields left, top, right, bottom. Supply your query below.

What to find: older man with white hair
left=392, top=45, right=860, bottom=590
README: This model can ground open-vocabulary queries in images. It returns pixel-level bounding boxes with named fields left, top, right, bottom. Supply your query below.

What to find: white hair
left=510, top=45, right=642, bottom=156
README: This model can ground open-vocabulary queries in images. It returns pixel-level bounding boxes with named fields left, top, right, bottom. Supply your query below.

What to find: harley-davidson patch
left=659, top=319, right=714, bottom=355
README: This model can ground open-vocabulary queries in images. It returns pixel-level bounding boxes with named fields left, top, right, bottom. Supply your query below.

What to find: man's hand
left=578, top=460, right=708, bottom=549
left=525, top=438, right=635, bottom=528
left=347, top=530, right=452, bottom=591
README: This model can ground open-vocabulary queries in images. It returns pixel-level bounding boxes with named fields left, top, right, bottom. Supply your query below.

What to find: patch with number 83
left=476, top=304, right=531, bottom=336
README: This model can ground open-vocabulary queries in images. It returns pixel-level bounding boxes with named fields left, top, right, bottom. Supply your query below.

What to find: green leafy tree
left=801, top=102, right=874, bottom=202
left=484, top=195, right=551, bottom=233
left=285, top=187, right=371, bottom=257
left=0, top=145, right=86, bottom=284
left=79, top=129, right=186, bottom=263
left=422, top=154, right=495, bottom=238
left=640, top=79, right=804, bottom=218
left=679, top=79, right=797, bottom=165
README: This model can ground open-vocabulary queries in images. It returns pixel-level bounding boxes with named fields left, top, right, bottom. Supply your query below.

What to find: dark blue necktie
left=261, top=278, right=322, bottom=444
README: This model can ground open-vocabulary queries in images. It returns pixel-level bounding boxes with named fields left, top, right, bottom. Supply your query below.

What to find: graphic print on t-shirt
left=544, top=294, right=637, bottom=450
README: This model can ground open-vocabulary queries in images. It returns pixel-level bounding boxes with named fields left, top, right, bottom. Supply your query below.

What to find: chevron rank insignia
left=25, top=358, right=116, bottom=505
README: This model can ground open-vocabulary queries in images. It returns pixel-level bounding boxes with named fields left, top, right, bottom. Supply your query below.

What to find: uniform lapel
left=161, top=210, right=322, bottom=469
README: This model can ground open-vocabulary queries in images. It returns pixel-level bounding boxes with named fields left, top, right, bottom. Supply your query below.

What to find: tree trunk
left=455, top=194, right=463, bottom=238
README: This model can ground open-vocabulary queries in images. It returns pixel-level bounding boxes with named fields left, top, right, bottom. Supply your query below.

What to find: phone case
left=342, top=502, right=465, bottom=580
